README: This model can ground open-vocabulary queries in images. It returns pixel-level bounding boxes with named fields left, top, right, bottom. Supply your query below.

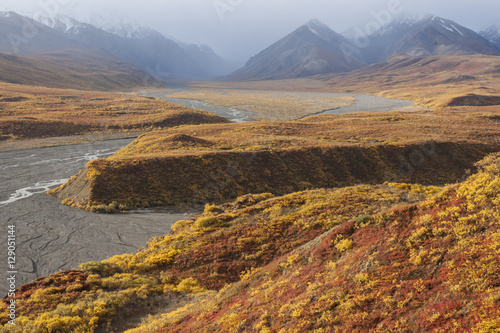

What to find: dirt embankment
left=50, top=142, right=498, bottom=212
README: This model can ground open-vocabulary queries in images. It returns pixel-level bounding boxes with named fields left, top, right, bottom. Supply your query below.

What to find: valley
left=1, top=6, right=500, bottom=333
left=156, top=87, right=419, bottom=121
left=0, top=139, right=200, bottom=297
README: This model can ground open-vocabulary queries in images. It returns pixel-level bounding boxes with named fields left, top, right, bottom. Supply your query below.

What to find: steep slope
left=0, top=11, right=85, bottom=54
left=351, top=14, right=500, bottom=63
left=146, top=153, right=500, bottom=333
left=0, top=49, right=162, bottom=91
left=223, top=19, right=365, bottom=81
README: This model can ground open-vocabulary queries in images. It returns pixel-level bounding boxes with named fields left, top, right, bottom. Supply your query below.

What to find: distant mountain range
left=35, top=13, right=236, bottom=81
left=0, top=11, right=234, bottom=81
left=223, top=14, right=500, bottom=81
left=356, top=14, right=500, bottom=63
left=0, top=10, right=498, bottom=85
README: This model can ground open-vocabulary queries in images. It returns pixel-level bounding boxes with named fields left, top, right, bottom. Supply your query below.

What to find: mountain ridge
left=224, top=15, right=500, bottom=81
left=348, top=14, right=500, bottom=63
left=222, top=19, right=365, bottom=81
left=0, top=10, right=233, bottom=81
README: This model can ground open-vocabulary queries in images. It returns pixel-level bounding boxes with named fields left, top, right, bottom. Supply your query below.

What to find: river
left=144, top=88, right=417, bottom=121
left=0, top=139, right=198, bottom=296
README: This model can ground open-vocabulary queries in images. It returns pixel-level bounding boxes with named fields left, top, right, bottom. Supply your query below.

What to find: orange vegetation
left=49, top=108, right=500, bottom=212
left=2, top=153, right=500, bottom=332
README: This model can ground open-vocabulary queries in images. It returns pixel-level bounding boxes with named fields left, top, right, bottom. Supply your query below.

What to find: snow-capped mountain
left=223, top=19, right=365, bottom=81
left=345, top=13, right=500, bottom=63
left=31, top=12, right=233, bottom=80
left=0, top=11, right=85, bottom=54
left=33, top=13, right=90, bottom=36
left=480, top=25, right=500, bottom=50
left=81, top=10, right=155, bottom=39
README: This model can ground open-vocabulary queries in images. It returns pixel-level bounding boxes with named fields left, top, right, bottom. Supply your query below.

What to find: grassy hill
left=0, top=50, right=162, bottom=91
left=2, top=152, right=499, bottom=332
left=49, top=109, right=500, bottom=212
left=319, top=54, right=500, bottom=108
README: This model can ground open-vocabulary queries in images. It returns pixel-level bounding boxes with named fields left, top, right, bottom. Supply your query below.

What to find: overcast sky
left=1, top=0, right=499, bottom=63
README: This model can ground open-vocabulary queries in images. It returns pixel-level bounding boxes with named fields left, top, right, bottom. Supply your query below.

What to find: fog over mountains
left=0, top=11, right=235, bottom=81
left=224, top=14, right=500, bottom=81
left=0, top=10, right=498, bottom=82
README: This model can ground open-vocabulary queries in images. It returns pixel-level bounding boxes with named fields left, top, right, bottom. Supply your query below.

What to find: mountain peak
left=300, top=18, right=344, bottom=44
left=305, top=18, right=328, bottom=29
left=77, top=9, right=155, bottom=39
left=481, top=25, right=500, bottom=36
left=427, top=16, right=467, bottom=36
left=0, top=10, right=17, bottom=18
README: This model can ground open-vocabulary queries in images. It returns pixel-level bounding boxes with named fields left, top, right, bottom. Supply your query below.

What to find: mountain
left=83, top=10, right=156, bottom=39
left=180, top=42, right=238, bottom=77
left=33, top=12, right=233, bottom=81
left=480, top=25, right=500, bottom=50
left=223, top=19, right=365, bottom=81
left=348, top=14, right=500, bottom=63
left=0, top=49, right=162, bottom=90
left=0, top=11, right=85, bottom=54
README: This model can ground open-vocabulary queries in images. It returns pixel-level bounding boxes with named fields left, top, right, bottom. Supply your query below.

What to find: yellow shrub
left=173, top=277, right=206, bottom=294
left=139, top=249, right=180, bottom=270
left=171, top=219, right=191, bottom=233
left=354, top=273, right=370, bottom=285
left=193, top=216, right=221, bottom=230
left=474, top=319, right=500, bottom=333
left=336, top=239, right=353, bottom=253
left=34, top=313, right=86, bottom=333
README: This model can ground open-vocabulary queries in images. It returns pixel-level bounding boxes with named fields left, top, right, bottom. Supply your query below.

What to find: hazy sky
left=1, top=0, right=499, bottom=63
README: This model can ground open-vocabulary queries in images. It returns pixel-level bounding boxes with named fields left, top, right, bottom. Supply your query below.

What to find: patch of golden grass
left=168, top=89, right=355, bottom=121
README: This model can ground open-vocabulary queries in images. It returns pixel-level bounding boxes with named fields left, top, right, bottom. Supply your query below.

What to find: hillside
left=0, top=82, right=229, bottom=144
left=0, top=11, right=85, bottom=55
left=319, top=54, right=500, bottom=108
left=352, top=15, right=500, bottom=63
left=223, top=19, right=365, bottom=81
left=0, top=50, right=162, bottom=91
left=2, top=152, right=500, bottom=332
left=0, top=11, right=232, bottom=81
left=49, top=109, right=500, bottom=212
left=480, top=25, right=500, bottom=50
